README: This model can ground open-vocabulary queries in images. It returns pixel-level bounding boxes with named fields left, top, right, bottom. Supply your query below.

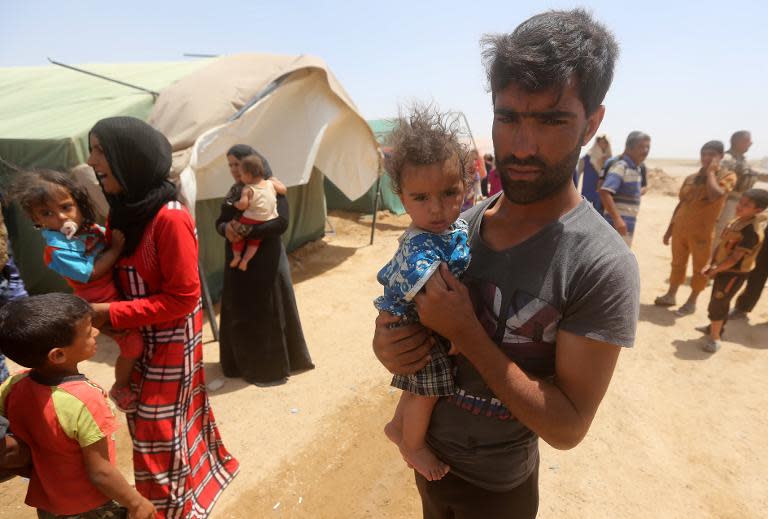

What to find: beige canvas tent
left=149, top=53, right=379, bottom=207
left=0, top=54, right=380, bottom=296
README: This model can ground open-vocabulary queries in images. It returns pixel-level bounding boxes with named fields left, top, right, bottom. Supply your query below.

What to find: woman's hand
left=91, top=302, right=112, bottom=329
left=224, top=221, right=244, bottom=243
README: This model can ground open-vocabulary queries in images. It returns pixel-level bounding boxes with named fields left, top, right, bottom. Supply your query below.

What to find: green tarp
left=0, top=61, right=327, bottom=295
left=324, top=119, right=405, bottom=215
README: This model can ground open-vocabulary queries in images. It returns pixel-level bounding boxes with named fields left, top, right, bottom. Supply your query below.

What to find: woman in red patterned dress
left=87, top=117, right=239, bottom=519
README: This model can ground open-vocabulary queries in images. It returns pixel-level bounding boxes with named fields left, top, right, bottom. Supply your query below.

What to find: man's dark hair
left=730, top=130, right=750, bottom=147
left=701, top=140, right=724, bottom=155
left=743, top=188, right=768, bottom=210
left=625, top=131, right=651, bottom=150
left=385, top=103, right=473, bottom=194
left=0, top=293, right=92, bottom=369
left=10, top=169, right=97, bottom=228
left=481, top=8, right=619, bottom=115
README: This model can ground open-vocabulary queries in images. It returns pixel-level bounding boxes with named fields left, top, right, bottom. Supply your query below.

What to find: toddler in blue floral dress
left=375, top=105, right=473, bottom=481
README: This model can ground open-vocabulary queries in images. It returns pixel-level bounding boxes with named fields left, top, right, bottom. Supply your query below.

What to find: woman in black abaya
left=216, top=145, right=314, bottom=384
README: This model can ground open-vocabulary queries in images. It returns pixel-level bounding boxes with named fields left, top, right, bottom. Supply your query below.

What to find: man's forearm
left=453, top=323, right=591, bottom=449
left=599, top=191, right=621, bottom=221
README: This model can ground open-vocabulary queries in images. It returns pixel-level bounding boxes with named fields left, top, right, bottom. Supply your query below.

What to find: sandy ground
left=2, top=174, right=768, bottom=518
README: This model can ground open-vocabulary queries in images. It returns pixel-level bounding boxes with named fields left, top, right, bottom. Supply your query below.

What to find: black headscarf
left=90, top=117, right=177, bottom=256
left=226, top=144, right=274, bottom=179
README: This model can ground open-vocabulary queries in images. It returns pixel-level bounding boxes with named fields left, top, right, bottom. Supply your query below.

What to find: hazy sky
left=2, top=0, right=767, bottom=159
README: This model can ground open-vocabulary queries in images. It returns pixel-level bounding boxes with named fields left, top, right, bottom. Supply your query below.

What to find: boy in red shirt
left=0, top=293, right=155, bottom=519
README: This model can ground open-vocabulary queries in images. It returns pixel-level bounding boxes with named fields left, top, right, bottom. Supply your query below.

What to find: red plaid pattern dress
left=109, top=201, right=239, bottom=519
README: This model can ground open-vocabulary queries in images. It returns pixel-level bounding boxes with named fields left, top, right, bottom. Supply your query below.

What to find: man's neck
left=727, top=148, right=745, bottom=160
left=482, top=182, right=582, bottom=250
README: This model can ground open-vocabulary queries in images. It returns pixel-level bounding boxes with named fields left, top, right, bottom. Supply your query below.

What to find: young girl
left=12, top=169, right=143, bottom=413
left=375, top=106, right=472, bottom=481
left=229, top=155, right=282, bottom=271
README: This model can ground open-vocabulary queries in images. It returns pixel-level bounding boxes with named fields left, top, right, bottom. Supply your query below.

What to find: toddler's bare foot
left=237, top=260, right=249, bottom=271
left=229, top=256, right=241, bottom=268
left=400, top=444, right=449, bottom=481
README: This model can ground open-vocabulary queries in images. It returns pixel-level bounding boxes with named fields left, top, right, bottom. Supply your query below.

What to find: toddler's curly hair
left=385, top=104, right=473, bottom=194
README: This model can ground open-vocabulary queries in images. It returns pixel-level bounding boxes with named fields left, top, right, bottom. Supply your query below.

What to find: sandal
left=109, top=386, right=138, bottom=413
left=654, top=294, right=676, bottom=307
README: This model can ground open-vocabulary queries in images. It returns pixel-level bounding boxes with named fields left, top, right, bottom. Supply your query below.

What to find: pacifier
left=60, top=221, right=79, bottom=240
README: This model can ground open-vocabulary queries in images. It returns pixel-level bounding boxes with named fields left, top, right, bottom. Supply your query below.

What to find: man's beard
left=496, top=138, right=583, bottom=205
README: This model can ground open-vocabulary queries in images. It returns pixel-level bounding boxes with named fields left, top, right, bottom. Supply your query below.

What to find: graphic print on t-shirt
left=447, top=278, right=561, bottom=420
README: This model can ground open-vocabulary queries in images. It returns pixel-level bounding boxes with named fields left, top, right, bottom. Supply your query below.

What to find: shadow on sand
left=671, top=338, right=712, bottom=361
left=639, top=303, right=678, bottom=328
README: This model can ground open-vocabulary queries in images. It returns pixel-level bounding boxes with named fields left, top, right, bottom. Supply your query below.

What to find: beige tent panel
left=148, top=53, right=379, bottom=203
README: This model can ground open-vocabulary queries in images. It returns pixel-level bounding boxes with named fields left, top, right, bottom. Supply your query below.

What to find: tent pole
left=198, top=260, right=219, bottom=343
left=47, top=58, right=160, bottom=99
left=370, top=176, right=382, bottom=245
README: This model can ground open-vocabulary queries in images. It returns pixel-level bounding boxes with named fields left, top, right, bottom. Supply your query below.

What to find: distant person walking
left=599, top=131, right=651, bottom=246
left=576, top=135, right=611, bottom=211
left=654, top=141, right=736, bottom=315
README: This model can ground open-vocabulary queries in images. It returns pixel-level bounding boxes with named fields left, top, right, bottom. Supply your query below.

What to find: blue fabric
left=375, top=219, right=471, bottom=318
left=580, top=155, right=603, bottom=212
left=41, top=228, right=105, bottom=284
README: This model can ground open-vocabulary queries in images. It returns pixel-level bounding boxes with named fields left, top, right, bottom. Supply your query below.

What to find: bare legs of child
left=384, top=391, right=449, bottom=481
left=229, top=248, right=242, bottom=268
left=110, top=355, right=139, bottom=413
left=237, top=244, right=260, bottom=271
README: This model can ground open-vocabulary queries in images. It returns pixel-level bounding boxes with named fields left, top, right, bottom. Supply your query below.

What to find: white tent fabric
left=148, top=53, right=380, bottom=204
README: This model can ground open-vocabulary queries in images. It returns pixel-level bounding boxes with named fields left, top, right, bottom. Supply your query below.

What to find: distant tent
left=0, top=55, right=380, bottom=296
left=148, top=53, right=380, bottom=296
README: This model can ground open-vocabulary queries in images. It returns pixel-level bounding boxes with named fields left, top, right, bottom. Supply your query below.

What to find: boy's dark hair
left=730, top=130, right=750, bottom=147
left=481, top=8, right=619, bottom=115
left=701, top=140, right=724, bottom=155
left=385, top=104, right=473, bottom=194
left=743, top=188, right=768, bottom=210
left=0, top=293, right=92, bottom=369
left=9, top=169, right=97, bottom=227
left=240, top=155, right=265, bottom=179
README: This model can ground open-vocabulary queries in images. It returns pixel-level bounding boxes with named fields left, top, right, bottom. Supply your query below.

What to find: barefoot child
left=12, top=170, right=143, bottom=413
left=374, top=106, right=472, bottom=481
left=229, top=155, right=280, bottom=271
left=698, top=188, right=768, bottom=352
left=0, top=293, right=155, bottom=518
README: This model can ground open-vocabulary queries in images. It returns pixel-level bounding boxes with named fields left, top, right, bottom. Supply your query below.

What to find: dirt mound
left=646, top=167, right=680, bottom=196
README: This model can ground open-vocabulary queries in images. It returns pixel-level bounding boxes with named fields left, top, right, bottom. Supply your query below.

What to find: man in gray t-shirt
left=427, top=195, right=637, bottom=492
left=374, top=9, right=639, bottom=519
